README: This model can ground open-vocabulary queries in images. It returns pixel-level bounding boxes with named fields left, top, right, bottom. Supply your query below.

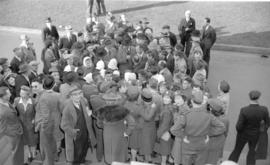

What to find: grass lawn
left=1, top=0, right=270, bottom=48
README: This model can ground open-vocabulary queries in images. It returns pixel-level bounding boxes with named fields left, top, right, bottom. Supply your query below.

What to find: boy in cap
left=229, top=90, right=269, bottom=165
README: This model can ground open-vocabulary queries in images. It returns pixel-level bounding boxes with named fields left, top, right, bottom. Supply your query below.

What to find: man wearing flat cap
left=229, top=90, right=269, bottom=165
left=42, top=17, right=59, bottom=43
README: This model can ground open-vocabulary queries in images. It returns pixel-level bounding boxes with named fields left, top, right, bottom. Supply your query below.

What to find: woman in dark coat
left=138, top=89, right=158, bottom=163
left=123, top=86, right=142, bottom=161
left=2, top=73, right=16, bottom=104
left=97, top=105, right=135, bottom=164
left=14, top=85, right=37, bottom=164
left=154, top=93, right=173, bottom=165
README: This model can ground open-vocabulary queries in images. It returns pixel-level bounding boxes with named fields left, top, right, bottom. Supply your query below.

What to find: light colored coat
left=61, top=98, right=96, bottom=162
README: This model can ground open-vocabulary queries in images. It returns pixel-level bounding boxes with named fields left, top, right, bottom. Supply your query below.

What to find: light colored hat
left=96, top=60, right=105, bottom=70
left=20, top=34, right=30, bottom=41
left=107, top=58, right=118, bottom=70
left=124, top=72, right=136, bottom=82
left=29, top=61, right=40, bottom=66
left=63, top=53, right=74, bottom=60
left=65, top=25, right=72, bottom=30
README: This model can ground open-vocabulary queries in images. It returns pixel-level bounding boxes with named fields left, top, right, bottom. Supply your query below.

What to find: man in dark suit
left=178, top=10, right=196, bottom=55
left=15, top=64, right=31, bottom=97
left=229, top=90, right=269, bottom=165
left=10, top=48, right=24, bottom=74
left=200, top=17, right=216, bottom=66
left=59, top=25, right=77, bottom=50
left=42, top=17, right=59, bottom=43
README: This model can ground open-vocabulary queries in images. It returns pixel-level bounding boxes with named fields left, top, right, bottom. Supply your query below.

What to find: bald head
left=185, top=10, right=191, bottom=19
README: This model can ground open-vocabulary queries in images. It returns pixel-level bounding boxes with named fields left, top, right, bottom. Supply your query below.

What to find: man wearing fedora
left=10, top=48, right=25, bottom=74
left=201, top=17, right=216, bottom=66
left=178, top=10, right=196, bottom=55
left=0, top=86, right=24, bottom=165
left=59, top=26, right=77, bottom=50
left=229, top=90, right=269, bottom=165
left=42, top=17, right=59, bottom=43
left=19, top=34, right=36, bottom=63
left=15, top=64, right=31, bottom=97
left=35, top=75, right=63, bottom=165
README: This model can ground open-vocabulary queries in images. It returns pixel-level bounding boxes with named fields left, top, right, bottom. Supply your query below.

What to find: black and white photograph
left=0, top=0, right=269, bottom=165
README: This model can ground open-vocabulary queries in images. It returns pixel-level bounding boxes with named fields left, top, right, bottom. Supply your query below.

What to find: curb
left=1, top=25, right=270, bottom=55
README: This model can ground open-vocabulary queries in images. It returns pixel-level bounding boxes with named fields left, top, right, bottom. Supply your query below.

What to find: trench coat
left=61, top=98, right=96, bottom=162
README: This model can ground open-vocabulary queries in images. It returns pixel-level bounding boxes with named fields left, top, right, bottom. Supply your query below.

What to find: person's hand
left=185, top=27, right=190, bottom=31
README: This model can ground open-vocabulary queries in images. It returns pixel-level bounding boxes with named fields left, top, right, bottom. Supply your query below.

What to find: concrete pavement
left=1, top=30, right=270, bottom=165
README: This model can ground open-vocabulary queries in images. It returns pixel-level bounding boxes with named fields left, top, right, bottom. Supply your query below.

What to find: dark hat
left=45, top=17, right=52, bottom=23
left=127, top=86, right=140, bottom=101
left=162, top=25, right=170, bottom=29
left=192, top=90, right=204, bottom=104
left=207, top=99, right=223, bottom=115
left=94, top=46, right=107, bottom=58
left=219, top=80, right=230, bottom=93
left=249, top=90, right=261, bottom=100
left=43, top=75, right=55, bottom=90
left=191, top=30, right=201, bottom=38
left=121, top=34, right=132, bottom=46
left=63, top=71, right=78, bottom=84
left=0, top=58, right=8, bottom=65
left=141, top=88, right=153, bottom=103
left=18, top=64, right=30, bottom=73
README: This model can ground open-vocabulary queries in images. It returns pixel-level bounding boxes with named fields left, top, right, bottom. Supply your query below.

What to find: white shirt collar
left=19, top=98, right=32, bottom=105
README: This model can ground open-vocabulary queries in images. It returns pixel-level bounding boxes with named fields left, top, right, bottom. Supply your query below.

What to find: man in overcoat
left=178, top=10, right=196, bottom=55
left=61, top=86, right=96, bottom=165
left=35, top=76, right=63, bottom=165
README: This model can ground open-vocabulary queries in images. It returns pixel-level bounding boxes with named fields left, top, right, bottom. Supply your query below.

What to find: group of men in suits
left=178, top=10, right=216, bottom=66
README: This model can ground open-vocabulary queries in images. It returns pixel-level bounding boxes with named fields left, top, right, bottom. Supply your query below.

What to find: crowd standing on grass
left=0, top=8, right=269, bottom=165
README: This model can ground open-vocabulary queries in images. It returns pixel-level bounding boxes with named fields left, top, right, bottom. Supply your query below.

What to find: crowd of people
left=0, top=7, right=269, bottom=165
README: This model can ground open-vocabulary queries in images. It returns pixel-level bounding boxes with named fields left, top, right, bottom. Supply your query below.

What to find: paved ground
left=1, top=0, right=270, bottom=48
left=1, top=28, right=270, bottom=164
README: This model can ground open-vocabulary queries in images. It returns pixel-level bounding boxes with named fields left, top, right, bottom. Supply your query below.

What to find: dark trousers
left=93, top=119, right=104, bottom=161
left=87, top=0, right=94, bottom=15
left=96, top=0, right=106, bottom=15
left=202, top=47, right=210, bottom=78
left=228, top=133, right=259, bottom=165
left=180, top=34, right=192, bottom=57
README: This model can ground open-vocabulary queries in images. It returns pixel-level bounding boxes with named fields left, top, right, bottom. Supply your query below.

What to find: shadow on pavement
left=111, top=1, right=187, bottom=14
left=216, top=29, right=270, bottom=48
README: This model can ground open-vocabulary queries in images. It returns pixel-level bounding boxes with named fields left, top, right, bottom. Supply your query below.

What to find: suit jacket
left=236, top=104, right=269, bottom=136
left=178, top=17, right=196, bottom=36
left=35, top=90, right=63, bottom=141
left=59, top=34, right=77, bottom=50
left=15, top=74, right=30, bottom=97
left=201, top=25, right=216, bottom=49
left=42, top=26, right=59, bottom=42
left=61, top=98, right=96, bottom=161
left=166, top=54, right=175, bottom=74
